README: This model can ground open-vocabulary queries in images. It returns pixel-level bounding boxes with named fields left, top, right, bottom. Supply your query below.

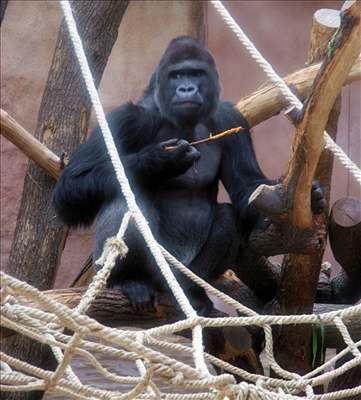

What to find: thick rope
left=210, top=0, right=361, bottom=185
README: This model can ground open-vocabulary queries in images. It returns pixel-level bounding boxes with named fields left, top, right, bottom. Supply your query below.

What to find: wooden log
left=0, top=109, right=62, bottom=179
left=2, top=285, right=359, bottom=350
left=307, top=9, right=341, bottom=65
left=2, top=3, right=129, bottom=400
left=329, top=197, right=361, bottom=304
left=236, top=54, right=360, bottom=128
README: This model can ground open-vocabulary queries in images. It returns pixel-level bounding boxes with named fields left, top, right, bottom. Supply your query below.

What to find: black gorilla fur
left=53, top=36, right=325, bottom=313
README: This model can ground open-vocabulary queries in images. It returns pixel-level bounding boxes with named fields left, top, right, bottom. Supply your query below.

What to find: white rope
left=59, top=0, right=210, bottom=377
left=210, top=0, right=361, bottom=185
left=2, top=272, right=361, bottom=398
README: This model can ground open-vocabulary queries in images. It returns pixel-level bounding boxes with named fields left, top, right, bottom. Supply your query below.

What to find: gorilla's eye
left=192, top=70, right=205, bottom=78
left=169, top=71, right=183, bottom=80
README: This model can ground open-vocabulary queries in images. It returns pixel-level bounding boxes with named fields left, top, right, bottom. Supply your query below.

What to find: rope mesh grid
left=1, top=0, right=360, bottom=399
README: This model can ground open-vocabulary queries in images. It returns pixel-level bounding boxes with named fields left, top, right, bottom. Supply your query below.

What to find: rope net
left=1, top=1, right=360, bottom=399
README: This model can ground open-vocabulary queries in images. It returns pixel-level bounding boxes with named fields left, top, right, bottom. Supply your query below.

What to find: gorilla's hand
left=113, top=280, right=158, bottom=312
left=311, top=181, right=326, bottom=214
left=140, top=139, right=201, bottom=177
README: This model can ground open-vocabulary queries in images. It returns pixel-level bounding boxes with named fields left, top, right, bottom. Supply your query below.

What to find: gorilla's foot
left=112, top=280, right=158, bottom=313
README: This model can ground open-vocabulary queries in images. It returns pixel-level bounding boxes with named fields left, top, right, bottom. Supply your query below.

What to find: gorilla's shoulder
left=213, top=101, right=250, bottom=132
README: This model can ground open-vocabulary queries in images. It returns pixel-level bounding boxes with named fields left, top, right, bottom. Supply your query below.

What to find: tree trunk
left=2, top=2, right=129, bottom=399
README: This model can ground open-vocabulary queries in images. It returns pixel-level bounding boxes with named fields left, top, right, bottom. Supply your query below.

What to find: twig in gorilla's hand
left=164, top=126, right=245, bottom=151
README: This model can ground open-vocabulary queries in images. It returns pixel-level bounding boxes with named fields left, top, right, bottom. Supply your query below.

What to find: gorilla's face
left=154, top=38, right=220, bottom=127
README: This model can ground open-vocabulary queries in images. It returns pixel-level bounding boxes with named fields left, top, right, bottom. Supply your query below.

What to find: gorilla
left=53, top=36, right=324, bottom=314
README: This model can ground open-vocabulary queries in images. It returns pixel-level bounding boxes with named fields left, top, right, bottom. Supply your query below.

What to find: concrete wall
left=1, top=1, right=360, bottom=287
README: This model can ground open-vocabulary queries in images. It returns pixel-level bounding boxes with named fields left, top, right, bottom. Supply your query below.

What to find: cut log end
left=314, top=9, right=340, bottom=29
left=331, top=197, right=361, bottom=227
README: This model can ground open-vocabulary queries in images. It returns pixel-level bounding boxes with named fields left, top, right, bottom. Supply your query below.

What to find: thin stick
left=165, top=126, right=245, bottom=151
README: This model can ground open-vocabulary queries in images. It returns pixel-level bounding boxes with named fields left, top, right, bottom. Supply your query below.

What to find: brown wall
left=1, top=1, right=360, bottom=287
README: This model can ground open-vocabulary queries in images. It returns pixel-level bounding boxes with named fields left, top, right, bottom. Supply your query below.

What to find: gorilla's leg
left=179, top=203, right=240, bottom=315
left=179, top=205, right=262, bottom=374
left=95, top=199, right=161, bottom=312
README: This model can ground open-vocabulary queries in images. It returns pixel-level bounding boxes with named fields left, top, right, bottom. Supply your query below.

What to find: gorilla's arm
left=53, top=103, right=200, bottom=227
left=217, top=102, right=273, bottom=236
left=217, top=102, right=325, bottom=236
left=52, top=103, right=156, bottom=226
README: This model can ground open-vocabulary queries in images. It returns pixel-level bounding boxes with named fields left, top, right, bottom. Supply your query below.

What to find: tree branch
left=1, top=109, right=62, bottom=179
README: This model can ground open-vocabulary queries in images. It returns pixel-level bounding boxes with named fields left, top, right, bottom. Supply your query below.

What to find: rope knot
left=170, top=371, right=184, bottom=385
left=95, top=236, right=128, bottom=267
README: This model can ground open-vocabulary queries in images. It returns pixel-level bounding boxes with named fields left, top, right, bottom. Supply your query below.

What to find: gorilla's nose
left=176, top=84, right=197, bottom=98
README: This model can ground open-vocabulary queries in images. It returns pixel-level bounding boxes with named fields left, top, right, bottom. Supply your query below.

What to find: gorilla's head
left=153, top=36, right=220, bottom=127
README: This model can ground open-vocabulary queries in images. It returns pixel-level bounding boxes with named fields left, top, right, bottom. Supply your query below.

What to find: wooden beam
left=236, top=54, right=360, bottom=128
left=1, top=109, right=62, bottom=179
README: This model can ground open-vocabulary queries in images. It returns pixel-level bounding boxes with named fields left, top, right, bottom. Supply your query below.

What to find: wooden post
left=274, top=8, right=343, bottom=375
left=2, top=2, right=129, bottom=399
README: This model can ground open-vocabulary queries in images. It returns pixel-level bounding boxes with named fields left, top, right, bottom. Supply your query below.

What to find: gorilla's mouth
left=174, top=101, right=201, bottom=109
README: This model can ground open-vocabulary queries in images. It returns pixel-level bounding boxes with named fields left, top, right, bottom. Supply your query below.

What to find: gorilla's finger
left=161, top=138, right=179, bottom=148
left=186, top=146, right=200, bottom=158
left=184, top=147, right=200, bottom=162
left=173, top=140, right=190, bottom=156
left=183, top=154, right=200, bottom=166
